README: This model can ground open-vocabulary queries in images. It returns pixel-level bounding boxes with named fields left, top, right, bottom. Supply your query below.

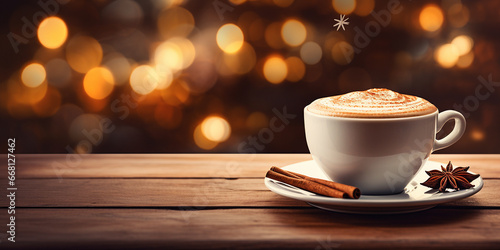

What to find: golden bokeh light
left=273, top=0, right=294, bottom=7
left=21, top=63, right=46, bottom=88
left=263, top=56, right=288, bottom=84
left=281, top=19, right=306, bottom=47
left=130, top=65, right=159, bottom=95
left=193, top=124, right=218, bottom=150
left=331, top=41, right=354, bottom=65
left=216, top=24, right=244, bottom=54
left=66, top=36, right=103, bottom=73
left=285, top=57, right=305, bottom=82
left=300, top=42, right=322, bottom=65
left=158, top=7, right=195, bottom=38
left=83, top=67, right=115, bottom=100
left=434, top=44, right=459, bottom=68
left=155, top=41, right=183, bottom=72
left=221, top=42, right=256, bottom=75
left=154, top=37, right=195, bottom=72
left=354, top=0, right=374, bottom=16
left=332, top=0, right=356, bottom=15
left=201, top=116, right=231, bottom=142
left=419, top=4, right=444, bottom=32
left=451, top=35, right=474, bottom=56
left=37, top=17, right=68, bottom=49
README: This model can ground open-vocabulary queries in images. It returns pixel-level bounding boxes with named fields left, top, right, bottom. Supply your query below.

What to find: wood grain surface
left=2, top=154, right=499, bottom=178
left=0, top=154, right=499, bottom=249
left=4, top=208, right=500, bottom=249
left=0, top=178, right=498, bottom=207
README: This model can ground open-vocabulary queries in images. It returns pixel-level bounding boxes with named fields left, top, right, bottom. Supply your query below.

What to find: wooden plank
left=2, top=154, right=500, bottom=179
left=1, top=208, right=499, bottom=249
left=1, top=179, right=497, bottom=207
left=2, top=154, right=312, bottom=179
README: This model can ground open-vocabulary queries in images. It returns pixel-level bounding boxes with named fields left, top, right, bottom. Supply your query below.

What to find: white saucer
left=265, top=160, right=483, bottom=214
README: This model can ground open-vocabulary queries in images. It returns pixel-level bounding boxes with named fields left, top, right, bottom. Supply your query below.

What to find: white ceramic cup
left=304, top=108, right=466, bottom=195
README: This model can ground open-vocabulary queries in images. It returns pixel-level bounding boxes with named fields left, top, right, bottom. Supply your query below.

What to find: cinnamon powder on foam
left=307, top=88, right=437, bottom=118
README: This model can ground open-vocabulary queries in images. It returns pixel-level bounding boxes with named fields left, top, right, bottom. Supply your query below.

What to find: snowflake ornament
left=333, top=14, right=349, bottom=31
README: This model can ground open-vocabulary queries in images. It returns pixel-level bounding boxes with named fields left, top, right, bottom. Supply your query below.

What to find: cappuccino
left=304, top=88, right=466, bottom=194
left=307, top=88, right=437, bottom=118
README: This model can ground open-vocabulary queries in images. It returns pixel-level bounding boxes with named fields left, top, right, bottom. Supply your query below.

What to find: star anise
left=421, top=161, right=480, bottom=192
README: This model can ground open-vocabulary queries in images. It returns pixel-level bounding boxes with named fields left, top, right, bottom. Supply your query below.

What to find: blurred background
left=1, top=0, right=499, bottom=153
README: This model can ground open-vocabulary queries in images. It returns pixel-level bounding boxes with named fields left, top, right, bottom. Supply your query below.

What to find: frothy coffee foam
left=307, top=88, right=437, bottom=118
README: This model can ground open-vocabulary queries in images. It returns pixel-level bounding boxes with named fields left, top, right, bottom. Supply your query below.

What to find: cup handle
left=433, top=110, right=466, bottom=152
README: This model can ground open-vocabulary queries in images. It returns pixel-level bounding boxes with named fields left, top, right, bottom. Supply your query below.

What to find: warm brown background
left=1, top=0, right=499, bottom=153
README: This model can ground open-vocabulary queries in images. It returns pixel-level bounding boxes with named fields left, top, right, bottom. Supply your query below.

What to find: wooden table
left=1, top=154, right=499, bottom=249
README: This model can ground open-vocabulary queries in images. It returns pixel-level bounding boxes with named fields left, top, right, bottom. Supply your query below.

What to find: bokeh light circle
left=263, top=56, right=288, bottom=84
left=21, top=63, right=46, bottom=88
left=451, top=35, right=474, bottom=56
left=201, top=116, right=231, bottom=142
left=83, top=67, right=115, bottom=100
left=281, top=19, right=306, bottom=47
left=37, top=17, right=68, bottom=49
left=216, top=24, right=244, bottom=54
left=300, top=42, right=323, bottom=65
left=193, top=124, right=218, bottom=150
left=419, top=4, right=444, bottom=32
left=130, top=65, right=159, bottom=95
left=434, top=44, right=459, bottom=68
left=154, top=37, right=196, bottom=72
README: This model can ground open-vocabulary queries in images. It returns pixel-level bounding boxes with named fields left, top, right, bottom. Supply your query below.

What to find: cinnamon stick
left=270, top=166, right=361, bottom=199
left=266, top=170, right=349, bottom=198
